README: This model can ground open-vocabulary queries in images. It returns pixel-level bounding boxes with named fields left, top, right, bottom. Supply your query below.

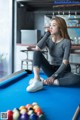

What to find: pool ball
left=7, top=110, right=13, bottom=120
left=19, top=106, right=26, bottom=111
left=33, top=105, right=40, bottom=110
left=26, top=104, right=32, bottom=109
left=13, top=108, right=20, bottom=113
left=34, top=108, right=42, bottom=114
left=13, top=110, right=20, bottom=120
left=28, top=110, right=34, bottom=115
left=28, top=106, right=33, bottom=111
left=19, top=113, right=29, bottom=120
left=32, top=102, right=38, bottom=106
left=29, top=113, right=38, bottom=120
left=38, top=114, right=45, bottom=120
left=20, top=109, right=27, bottom=114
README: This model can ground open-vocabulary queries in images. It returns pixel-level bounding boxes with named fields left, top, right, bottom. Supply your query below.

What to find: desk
left=0, top=70, right=80, bottom=120
left=71, top=45, right=80, bottom=54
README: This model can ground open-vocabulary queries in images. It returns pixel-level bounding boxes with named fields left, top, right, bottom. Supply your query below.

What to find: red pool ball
left=7, top=110, right=13, bottom=120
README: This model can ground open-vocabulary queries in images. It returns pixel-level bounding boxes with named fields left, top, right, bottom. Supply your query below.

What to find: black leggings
left=33, top=51, right=80, bottom=86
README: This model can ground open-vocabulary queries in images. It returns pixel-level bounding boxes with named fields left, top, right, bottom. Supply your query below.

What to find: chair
left=21, top=58, right=33, bottom=70
left=21, top=49, right=48, bottom=70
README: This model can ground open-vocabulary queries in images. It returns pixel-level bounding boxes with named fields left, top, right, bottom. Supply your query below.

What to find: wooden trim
left=72, top=105, right=80, bottom=120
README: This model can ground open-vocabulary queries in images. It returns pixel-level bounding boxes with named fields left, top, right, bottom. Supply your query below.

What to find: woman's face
left=50, top=20, right=60, bottom=35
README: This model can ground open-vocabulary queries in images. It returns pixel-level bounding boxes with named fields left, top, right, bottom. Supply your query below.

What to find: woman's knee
left=59, top=73, right=80, bottom=86
left=33, top=51, right=42, bottom=58
left=33, top=51, right=42, bottom=66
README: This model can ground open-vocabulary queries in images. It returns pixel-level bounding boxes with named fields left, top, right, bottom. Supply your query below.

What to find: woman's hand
left=26, top=45, right=36, bottom=51
left=27, top=46, right=32, bottom=50
left=43, top=76, right=55, bottom=85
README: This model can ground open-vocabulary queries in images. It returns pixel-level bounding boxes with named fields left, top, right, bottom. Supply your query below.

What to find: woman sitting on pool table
left=26, top=16, right=80, bottom=92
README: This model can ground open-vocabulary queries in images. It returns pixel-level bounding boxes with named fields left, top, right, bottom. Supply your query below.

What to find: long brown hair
left=51, top=16, right=70, bottom=40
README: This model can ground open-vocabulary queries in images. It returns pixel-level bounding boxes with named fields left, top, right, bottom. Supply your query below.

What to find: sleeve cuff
left=51, top=73, right=58, bottom=79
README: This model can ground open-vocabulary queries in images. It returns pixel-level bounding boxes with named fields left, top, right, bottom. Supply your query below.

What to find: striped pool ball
left=34, top=108, right=42, bottom=114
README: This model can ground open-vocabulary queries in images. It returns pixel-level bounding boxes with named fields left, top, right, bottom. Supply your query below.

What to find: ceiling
left=17, top=0, right=55, bottom=11
left=17, top=0, right=80, bottom=13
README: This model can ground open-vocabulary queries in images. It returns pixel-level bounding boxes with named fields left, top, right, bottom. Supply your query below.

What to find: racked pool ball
left=19, top=106, right=26, bottom=111
left=33, top=105, right=40, bottom=110
left=19, top=113, right=29, bottom=120
left=34, top=108, right=43, bottom=114
left=13, top=108, right=20, bottom=113
left=38, top=114, right=45, bottom=120
left=29, top=113, right=38, bottom=120
left=7, top=110, right=13, bottom=120
left=28, top=110, right=34, bottom=115
left=13, top=110, right=20, bottom=120
left=20, top=109, right=27, bottom=114
left=32, top=102, right=38, bottom=106
left=28, top=106, right=33, bottom=111
left=26, top=104, right=32, bottom=109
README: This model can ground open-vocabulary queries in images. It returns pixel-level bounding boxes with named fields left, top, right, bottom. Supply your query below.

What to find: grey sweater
left=37, top=32, right=71, bottom=78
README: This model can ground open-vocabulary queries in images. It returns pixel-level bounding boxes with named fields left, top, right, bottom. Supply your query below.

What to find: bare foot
left=43, top=77, right=54, bottom=85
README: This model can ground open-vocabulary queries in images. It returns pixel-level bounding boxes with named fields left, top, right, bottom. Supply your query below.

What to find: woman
left=26, top=16, right=80, bottom=92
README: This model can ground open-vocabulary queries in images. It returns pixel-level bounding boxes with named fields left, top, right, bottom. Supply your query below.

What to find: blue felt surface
left=0, top=71, right=80, bottom=120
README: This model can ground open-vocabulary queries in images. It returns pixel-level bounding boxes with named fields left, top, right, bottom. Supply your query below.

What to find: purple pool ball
left=19, top=113, right=29, bottom=120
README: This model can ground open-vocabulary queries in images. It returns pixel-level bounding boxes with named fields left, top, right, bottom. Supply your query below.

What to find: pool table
left=0, top=70, right=80, bottom=120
